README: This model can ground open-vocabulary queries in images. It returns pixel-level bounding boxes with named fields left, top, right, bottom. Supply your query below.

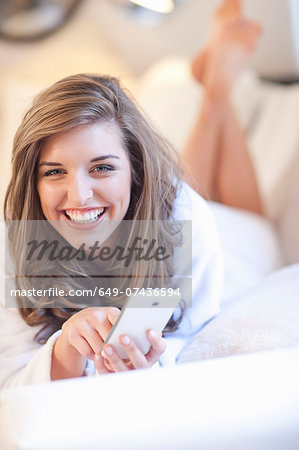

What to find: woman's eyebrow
left=90, top=155, right=120, bottom=162
left=38, top=154, right=120, bottom=168
left=38, top=161, right=62, bottom=168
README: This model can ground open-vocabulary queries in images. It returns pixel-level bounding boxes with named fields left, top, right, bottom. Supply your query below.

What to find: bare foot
left=192, top=0, right=242, bottom=83
left=203, top=18, right=262, bottom=101
left=207, top=0, right=242, bottom=44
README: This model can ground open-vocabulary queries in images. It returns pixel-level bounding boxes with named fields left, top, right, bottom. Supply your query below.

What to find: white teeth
left=65, top=208, right=105, bottom=223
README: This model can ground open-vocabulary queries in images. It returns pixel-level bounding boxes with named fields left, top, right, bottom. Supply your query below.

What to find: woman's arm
left=0, top=303, right=166, bottom=391
left=51, top=333, right=87, bottom=380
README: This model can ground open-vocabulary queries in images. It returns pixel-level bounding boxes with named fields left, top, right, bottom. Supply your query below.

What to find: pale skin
left=183, top=0, right=264, bottom=215
left=37, top=122, right=166, bottom=380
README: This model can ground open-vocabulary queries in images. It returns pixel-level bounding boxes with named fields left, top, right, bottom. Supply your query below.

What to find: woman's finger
left=89, top=309, right=116, bottom=341
left=107, top=308, right=121, bottom=326
left=78, top=321, right=104, bottom=355
left=94, top=353, right=111, bottom=375
left=118, top=335, right=148, bottom=369
left=101, top=331, right=167, bottom=372
left=102, top=344, right=130, bottom=372
left=144, top=330, right=167, bottom=365
left=70, top=333, right=95, bottom=360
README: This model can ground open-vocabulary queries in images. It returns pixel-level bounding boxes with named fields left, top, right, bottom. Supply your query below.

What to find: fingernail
left=104, top=345, right=114, bottom=356
left=148, top=330, right=156, bottom=338
left=95, top=354, right=101, bottom=361
left=121, top=335, right=130, bottom=346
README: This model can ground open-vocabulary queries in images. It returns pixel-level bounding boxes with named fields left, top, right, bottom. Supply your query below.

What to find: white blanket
left=178, top=264, right=299, bottom=363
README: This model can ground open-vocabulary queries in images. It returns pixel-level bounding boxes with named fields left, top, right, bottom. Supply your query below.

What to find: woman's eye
left=92, top=165, right=114, bottom=174
left=43, top=168, right=64, bottom=177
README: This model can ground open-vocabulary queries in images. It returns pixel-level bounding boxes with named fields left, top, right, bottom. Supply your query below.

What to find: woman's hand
left=94, top=329, right=167, bottom=374
left=51, top=306, right=121, bottom=380
left=51, top=306, right=167, bottom=380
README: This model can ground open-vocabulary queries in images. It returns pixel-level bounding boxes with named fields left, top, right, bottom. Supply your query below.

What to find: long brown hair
left=4, top=74, right=183, bottom=342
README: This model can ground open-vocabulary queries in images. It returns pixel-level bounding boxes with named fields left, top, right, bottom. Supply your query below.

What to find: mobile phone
left=102, top=289, right=181, bottom=359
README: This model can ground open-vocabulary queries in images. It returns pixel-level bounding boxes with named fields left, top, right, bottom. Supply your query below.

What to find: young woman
left=0, top=0, right=280, bottom=391
left=0, top=73, right=223, bottom=390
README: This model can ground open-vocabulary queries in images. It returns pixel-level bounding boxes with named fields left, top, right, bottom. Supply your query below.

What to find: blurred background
left=1, top=0, right=299, bottom=250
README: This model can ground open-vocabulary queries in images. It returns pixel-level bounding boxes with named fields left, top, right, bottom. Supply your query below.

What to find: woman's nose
left=67, top=173, right=93, bottom=206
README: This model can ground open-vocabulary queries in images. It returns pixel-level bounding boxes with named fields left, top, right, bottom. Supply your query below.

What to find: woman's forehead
left=38, top=121, right=128, bottom=162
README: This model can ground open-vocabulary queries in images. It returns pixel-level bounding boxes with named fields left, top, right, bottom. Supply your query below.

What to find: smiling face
left=37, top=121, right=132, bottom=247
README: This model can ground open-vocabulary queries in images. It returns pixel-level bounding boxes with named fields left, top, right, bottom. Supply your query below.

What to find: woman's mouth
left=63, top=207, right=106, bottom=224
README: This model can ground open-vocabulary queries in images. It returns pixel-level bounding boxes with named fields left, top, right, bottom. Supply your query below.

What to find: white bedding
left=1, top=346, right=298, bottom=450
left=208, top=201, right=283, bottom=302
left=178, top=264, right=299, bottom=363
left=1, top=263, right=298, bottom=449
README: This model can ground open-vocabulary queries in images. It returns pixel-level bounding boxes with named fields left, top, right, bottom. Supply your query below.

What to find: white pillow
left=208, top=202, right=283, bottom=302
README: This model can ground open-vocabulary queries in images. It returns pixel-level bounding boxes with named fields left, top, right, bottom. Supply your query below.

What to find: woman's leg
left=182, top=95, right=223, bottom=200
left=184, top=0, right=242, bottom=199
left=216, top=99, right=263, bottom=214
left=183, top=0, right=263, bottom=214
